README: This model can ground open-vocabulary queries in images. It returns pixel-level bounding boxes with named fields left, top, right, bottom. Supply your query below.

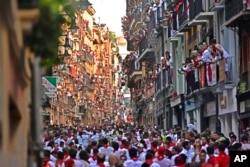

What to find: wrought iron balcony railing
left=225, top=0, right=243, bottom=21
left=139, top=36, right=149, bottom=56
left=177, top=0, right=189, bottom=27
left=189, top=0, right=204, bottom=20
left=129, top=58, right=142, bottom=76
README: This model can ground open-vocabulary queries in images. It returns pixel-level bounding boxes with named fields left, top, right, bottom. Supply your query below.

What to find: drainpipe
left=29, top=57, right=43, bottom=167
left=215, top=93, right=221, bottom=133
left=161, top=26, right=167, bottom=130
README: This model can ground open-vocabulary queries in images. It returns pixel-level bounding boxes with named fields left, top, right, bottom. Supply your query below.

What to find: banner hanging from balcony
left=42, top=76, right=58, bottom=98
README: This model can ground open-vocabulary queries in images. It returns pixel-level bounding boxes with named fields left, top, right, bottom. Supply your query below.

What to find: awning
left=178, top=20, right=191, bottom=32
left=137, top=48, right=155, bottom=62
left=166, top=37, right=179, bottom=43
left=195, top=12, right=214, bottom=20
left=188, top=19, right=208, bottom=26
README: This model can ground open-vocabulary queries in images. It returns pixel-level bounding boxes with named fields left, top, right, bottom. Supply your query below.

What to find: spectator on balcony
left=178, top=58, right=195, bottom=94
left=243, top=0, right=250, bottom=10
left=201, top=42, right=216, bottom=86
left=210, top=39, right=231, bottom=82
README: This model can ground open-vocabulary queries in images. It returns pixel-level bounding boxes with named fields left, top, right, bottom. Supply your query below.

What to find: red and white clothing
left=123, top=158, right=143, bottom=167
left=154, top=157, right=172, bottom=167
left=98, top=146, right=114, bottom=161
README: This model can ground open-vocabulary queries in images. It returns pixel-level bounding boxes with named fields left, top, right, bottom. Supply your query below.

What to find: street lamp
left=64, top=36, right=71, bottom=52
left=70, top=16, right=79, bottom=34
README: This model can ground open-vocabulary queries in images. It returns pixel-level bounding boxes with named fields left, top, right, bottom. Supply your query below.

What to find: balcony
left=175, top=0, right=191, bottom=32
left=209, top=0, right=225, bottom=11
left=184, top=58, right=233, bottom=96
left=148, top=14, right=158, bottom=48
left=188, top=0, right=214, bottom=27
left=137, top=36, right=155, bottom=63
left=130, top=58, right=142, bottom=79
left=224, top=0, right=250, bottom=27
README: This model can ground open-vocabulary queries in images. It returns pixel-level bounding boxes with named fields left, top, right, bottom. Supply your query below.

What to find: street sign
left=42, top=76, right=58, bottom=98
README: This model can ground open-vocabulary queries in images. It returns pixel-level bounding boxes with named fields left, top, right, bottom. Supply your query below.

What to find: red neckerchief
left=43, top=161, right=50, bottom=167
left=92, top=155, right=97, bottom=161
left=151, top=146, right=158, bottom=153
left=169, top=142, right=175, bottom=147
left=157, top=155, right=164, bottom=161
left=64, top=154, right=69, bottom=159
left=145, top=159, right=153, bottom=165
left=97, top=162, right=105, bottom=167
left=120, top=144, right=124, bottom=149
left=103, top=144, right=108, bottom=148
left=56, top=159, right=64, bottom=166
left=131, top=157, right=138, bottom=161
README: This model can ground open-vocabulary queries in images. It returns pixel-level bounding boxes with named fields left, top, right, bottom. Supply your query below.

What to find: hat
left=137, top=143, right=144, bottom=148
left=158, top=146, right=166, bottom=155
left=230, top=134, right=236, bottom=139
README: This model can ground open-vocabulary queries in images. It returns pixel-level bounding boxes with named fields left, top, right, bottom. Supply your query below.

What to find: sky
left=89, top=0, right=126, bottom=36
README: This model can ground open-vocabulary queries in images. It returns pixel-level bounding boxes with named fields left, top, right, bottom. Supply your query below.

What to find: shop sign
left=170, top=95, right=181, bottom=107
left=185, top=99, right=196, bottom=112
left=42, top=76, right=58, bottom=98
left=204, top=101, right=216, bottom=117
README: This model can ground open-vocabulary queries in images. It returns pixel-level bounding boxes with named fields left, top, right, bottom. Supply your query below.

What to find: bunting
left=186, top=0, right=190, bottom=21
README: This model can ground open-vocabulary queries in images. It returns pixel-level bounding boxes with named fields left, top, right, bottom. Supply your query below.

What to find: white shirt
left=138, top=151, right=146, bottom=162
left=154, top=157, right=172, bottom=167
left=180, top=148, right=194, bottom=163
left=98, top=146, right=114, bottom=161
left=187, top=123, right=195, bottom=131
left=201, top=49, right=212, bottom=63
left=170, top=154, right=179, bottom=166
left=123, top=159, right=143, bottom=167
left=73, top=159, right=85, bottom=167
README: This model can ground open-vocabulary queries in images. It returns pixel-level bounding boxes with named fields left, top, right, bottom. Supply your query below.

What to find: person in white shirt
left=229, top=133, right=237, bottom=146
left=142, top=152, right=160, bottom=167
left=200, top=136, right=209, bottom=152
left=153, top=147, right=171, bottom=167
left=210, top=38, right=231, bottom=81
left=55, top=152, right=65, bottom=167
left=123, top=148, right=143, bottom=167
left=79, top=150, right=90, bottom=167
left=170, top=146, right=180, bottom=166
left=187, top=119, right=195, bottom=132
left=43, top=150, right=55, bottom=167
left=98, top=138, right=114, bottom=161
left=241, top=135, right=250, bottom=150
left=65, top=149, right=84, bottom=167
left=180, top=140, right=194, bottom=163
left=137, top=143, right=146, bottom=162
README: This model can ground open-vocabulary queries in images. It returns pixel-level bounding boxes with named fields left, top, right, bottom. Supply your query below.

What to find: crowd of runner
left=42, top=124, right=250, bottom=167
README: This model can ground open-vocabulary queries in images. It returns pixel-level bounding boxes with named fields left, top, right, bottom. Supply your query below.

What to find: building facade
left=0, top=0, right=40, bottom=166
left=224, top=0, right=250, bottom=137
left=123, top=0, right=250, bottom=137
